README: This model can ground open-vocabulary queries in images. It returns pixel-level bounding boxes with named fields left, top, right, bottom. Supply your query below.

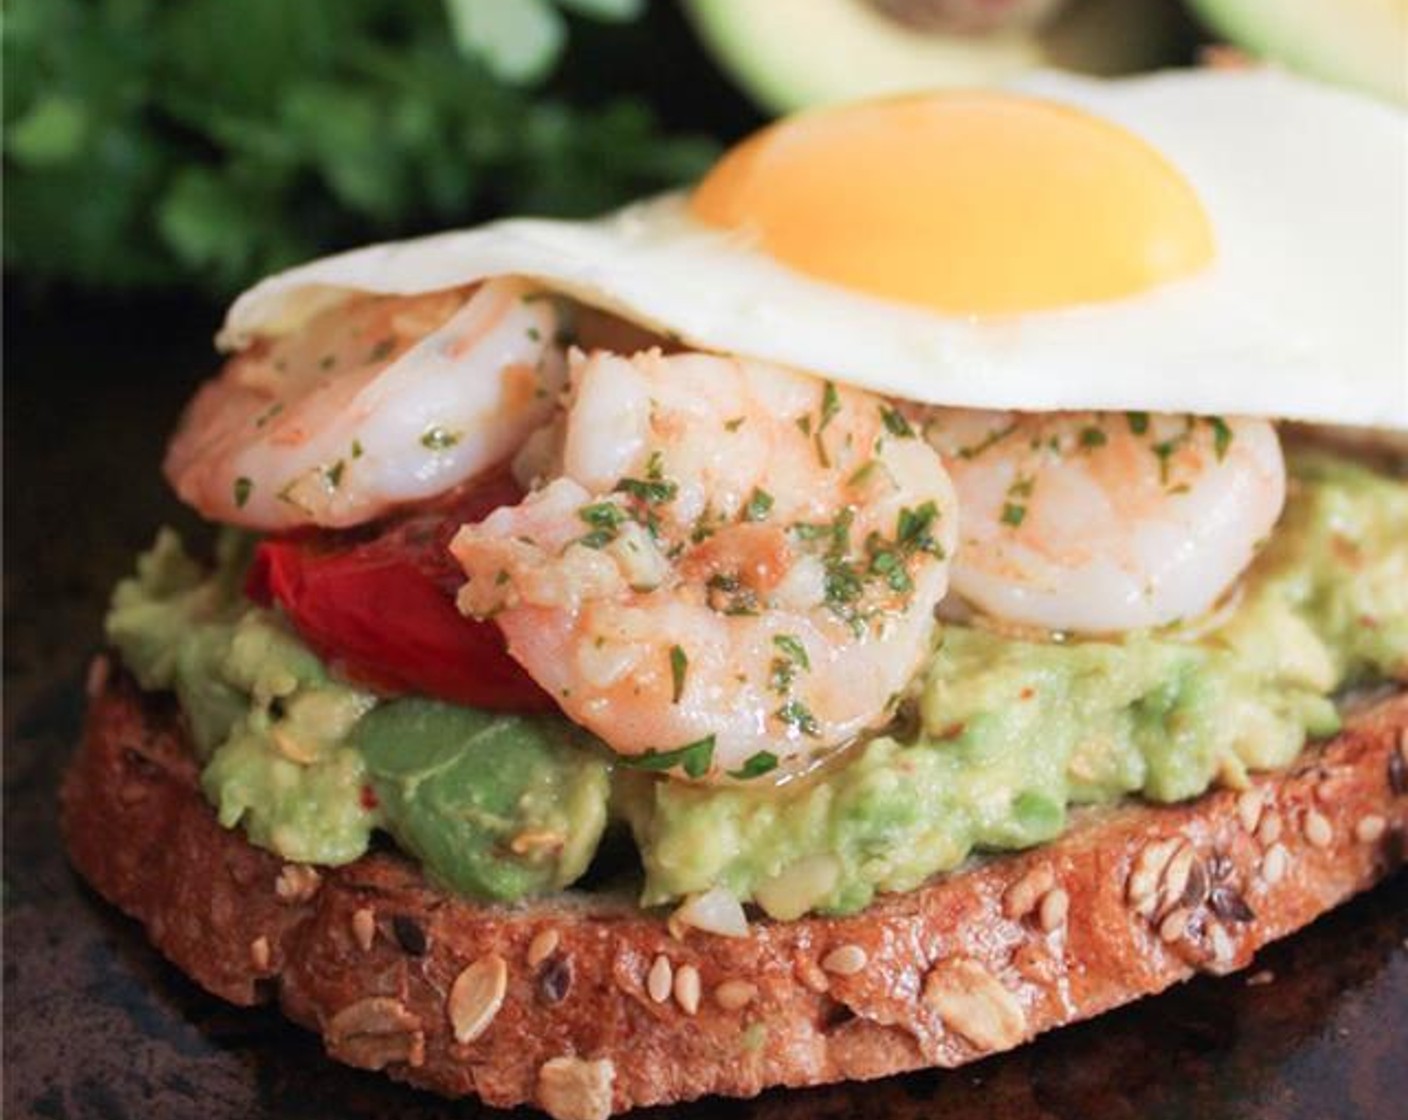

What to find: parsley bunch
left=4, top=0, right=718, bottom=295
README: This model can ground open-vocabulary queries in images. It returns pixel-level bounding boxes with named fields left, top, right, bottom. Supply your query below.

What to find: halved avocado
left=683, top=0, right=1193, bottom=115
left=1188, top=0, right=1407, bottom=104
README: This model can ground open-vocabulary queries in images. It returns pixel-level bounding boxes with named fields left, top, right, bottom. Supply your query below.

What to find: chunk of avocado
left=683, top=0, right=1192, bottom=114
left=1188, top=0, right=1407, bottom=104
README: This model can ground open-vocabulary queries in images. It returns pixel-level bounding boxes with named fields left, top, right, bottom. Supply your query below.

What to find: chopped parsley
left=367, top=337, right=395, bottom=363
left=577, top=502, right=627, bottom=549
left=1208, top=416, right=1233, bottom=461
left=724, top=416, right=746, bottom=433
left=772, top=634, right=811, bottom=671
left=233, top=476, right=253, bottom=508
left=727, top=751, right=779, bottom=780
left=819, top=381, right=841, bottom=432
left=879, top=405, right=915, bottom=438
left=616, top=476, right=678, bottom=504
left=743, top=488, right=774, bottom=522
left=1000, top=502, right=1027, bottom=527
left=957, top=421, right=1017, bottom=460
left=324, top=460, right=345, bottom=488
left=669, top=645, right=688, bottom=704
left=1000, top=476, right=1034, bottom=528
left=776, top=699, right=820, bottom=737
left=1078, top=425, right=1108, bottom=450
left=421, top=426, right=461, bottom=451
left=769, top=633, right=811, bottom=693
left=351, top=439, right=364, bottom=459
left=1127, top=411, right=1150, bottom=436
left=621, top=735, right=715, bottom=779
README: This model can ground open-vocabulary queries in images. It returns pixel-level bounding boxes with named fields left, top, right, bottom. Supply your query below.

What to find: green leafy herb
left=577, top=501, right=626, bottom=549
left=772, top=634, right=810, bottom=671
left=4, top=0, right=714, bottom=297
left=621, top=735, right=715, bottom=778
left=723, top=416, right=745, bottom=433
left=776, top=699, right=820, bottom=737
left=743, top=488, right=774, bottom=522
left=1078, top=425, right=1108, bottom=449
left=819, top=381, right=840, bottom=432
left=879, top=405, right=915, bottom=438
left=1000, top=502, right=1027, bottom=527
left=615, top=475, right=677, bottom=504
left=325, top=459, right=345, bottom=488
left=1208, top=416, right=1233, bottom=461
left=367, top=337, right=395, bottom=363
left=421, top=426, right=461, bottom=451
left=669, top=645, right=688, bottom=704
left=1127, top=412, right=1150, bottom=436
left=727, top=751, right=779, bottom=780
left=233, top=476, right=253, bottom=508
left=957, top=421, right=1017, bottom=460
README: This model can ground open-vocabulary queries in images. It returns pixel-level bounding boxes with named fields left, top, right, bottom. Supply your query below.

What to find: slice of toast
left=61, top=668, right=1407, bottom=1119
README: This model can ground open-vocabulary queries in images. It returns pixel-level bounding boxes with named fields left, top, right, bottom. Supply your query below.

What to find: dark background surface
left=4, top=297, right=1407, bottom=1119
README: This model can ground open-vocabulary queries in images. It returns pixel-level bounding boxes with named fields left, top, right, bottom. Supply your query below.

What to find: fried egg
left=219, top=69, right=1408, bottom=430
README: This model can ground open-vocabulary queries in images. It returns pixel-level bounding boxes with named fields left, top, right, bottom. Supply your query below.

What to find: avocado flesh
left=106, top=451, right=1407, bottom=916
left=683, top=0, right=1191, bottom=114
left=1189, top=0, right=1407, bottom=105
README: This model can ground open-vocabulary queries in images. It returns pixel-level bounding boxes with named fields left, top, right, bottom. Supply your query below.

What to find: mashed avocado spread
left=106, top=452, right=1408, bottom=917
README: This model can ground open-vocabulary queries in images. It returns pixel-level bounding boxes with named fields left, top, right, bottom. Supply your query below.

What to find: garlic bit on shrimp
left=164, top=278, right=567, bottom=530
left=923, top=409, right=1286, bottom=634
left=452, top=350, right=958, bottom=782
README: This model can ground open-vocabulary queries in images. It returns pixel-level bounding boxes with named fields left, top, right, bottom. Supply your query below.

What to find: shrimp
left=164, top=278, right=566, bottom=530
left=922, top=409, right=1286, bottom=633
left=451, top=350, right=957, bottom=780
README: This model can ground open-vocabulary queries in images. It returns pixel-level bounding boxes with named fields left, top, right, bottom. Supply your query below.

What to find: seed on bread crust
left=274, top=863, right=321, bottom=904
left=821, top=944, right=868, bottom=976
left=1207, top=924, right=1236, bottom=973
left=922, top=958, right=1027, bottom=1052
left=392, top=914, right=429, bottom=956
left=449, top=954, right=508, bottom=1044
left=714, top=979, right=758, bottom=1011
left=1037, top=888, right=1069, bottom=933
left=1208, top=885, right=1255, bottom=924
left=1236, top=788, right=1265, bottom=834
left=1303, top=810, right=1334, bottom=849
left=1256, top=813, right=1283, bottom=847
left=527, top=929, right=561, bottom=968
left=1002, top=866, right=1054, bottom=921
left=539, top=955, right=573, bottom=1005
left=673, top=963, right=701, bottom=1015
left=326, top=997, right=425, bottom=1071
left=646, top=955, right=673, bottom=1004
left=1261, top=843, right=1289, bottom=885
left=537, top=1056, right=615, bottom=1120
left=1158, top=906, right=1191, bottom=943
left=350, top=908, right=376, bottom=951
left=1161, top=844, right=1196, bottom=910
left=1126, top=837, right=1178, bottom=916
left=249, top=934, right=271, bottom=971
left=1356, top=814, right=1387, bottom=843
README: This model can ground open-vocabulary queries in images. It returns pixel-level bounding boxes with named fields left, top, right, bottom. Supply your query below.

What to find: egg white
left=219, top=69, right=1408, bottom=430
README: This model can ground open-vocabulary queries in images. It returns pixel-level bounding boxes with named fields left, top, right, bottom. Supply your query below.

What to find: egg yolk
left=690, top=92, right=1215, bottom=315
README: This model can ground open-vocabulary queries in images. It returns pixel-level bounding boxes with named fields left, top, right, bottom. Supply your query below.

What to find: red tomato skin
left=246, top=474, right=554, bottom=712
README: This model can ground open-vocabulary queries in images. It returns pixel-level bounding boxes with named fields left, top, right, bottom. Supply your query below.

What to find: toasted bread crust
left=62, top=671, right=1408, bottom=1118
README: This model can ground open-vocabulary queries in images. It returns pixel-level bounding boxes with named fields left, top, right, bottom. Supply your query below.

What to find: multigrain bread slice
left=63, top=666, right=1408, bottom=1120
